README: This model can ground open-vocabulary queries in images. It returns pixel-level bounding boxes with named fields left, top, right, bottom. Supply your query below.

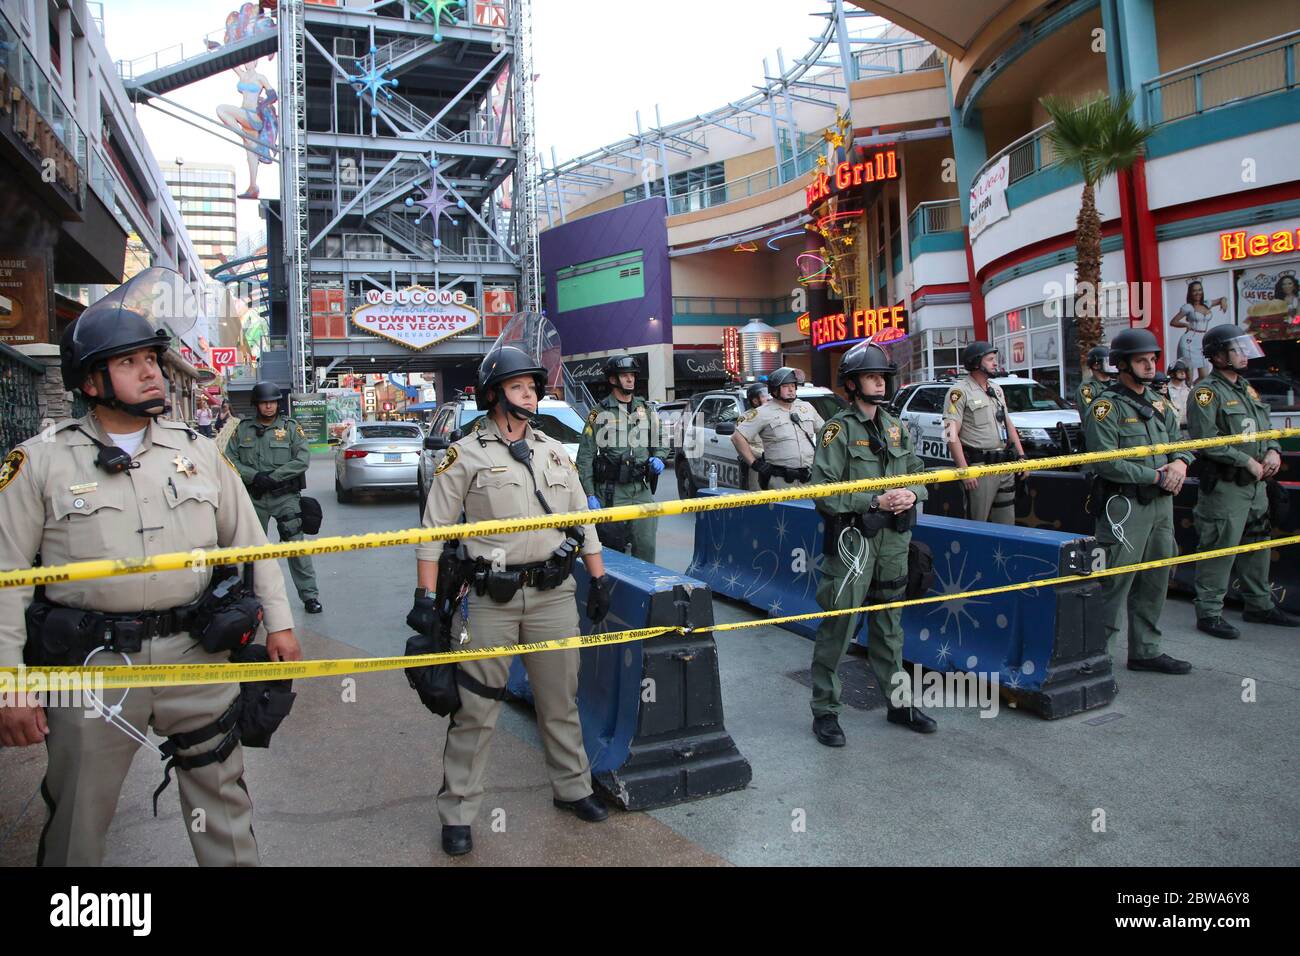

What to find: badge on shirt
left=1194, top=386, right=1214, bottom=408
left=1152, top=399, right=1165, bottom=414
left=274, top=428, right=287, bottom=440
left=1092, top=399, right=1113, bottom=422
left=888, top=425, right=901, bottom=446
left=1081, top=383, right=1094, bottom=403
left=821, top=422, right=841, bottom=448
left=741, top=409, right=758, bottom=423
left=69, top=481, right=98, bottom=495
left=1247, top=385, right=1261, bottom=402
left=172, top=455, right=198, bottom=476
left=0, top=449, right=25, bottom=493
left=433, top=445, right=459, bottom=476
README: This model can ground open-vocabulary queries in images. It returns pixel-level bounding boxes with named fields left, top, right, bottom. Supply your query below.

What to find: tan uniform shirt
left=735, top=399, right=823, bottom=469
left=417, top=415, right=600, bottom=565
left=0, top=415, right=294, bottom=668
left=942, top=375, right=1009, bottom=451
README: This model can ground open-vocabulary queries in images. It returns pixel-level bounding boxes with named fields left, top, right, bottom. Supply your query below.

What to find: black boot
left=812, top=713, right=845, bottom=747
left=441, top=825, right=472, bottom=856
left=553, top=794, right=609, bottom=822
left=885, top=705, right=937, bottom=734
left=1127, top=653, right=1192, bottom=674
left=1197, top=616, right=1240, bottom=640
left=1243, top=605, right=1300, bottom=627
left=304, top=598, right=323, bottom=614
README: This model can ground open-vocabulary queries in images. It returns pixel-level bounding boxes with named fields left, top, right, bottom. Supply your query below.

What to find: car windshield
left=1002, top=383, right=1071, bottom=412
left=357, top=424, right=422, bottom=439
left=457, top=405, right=585, bottom=444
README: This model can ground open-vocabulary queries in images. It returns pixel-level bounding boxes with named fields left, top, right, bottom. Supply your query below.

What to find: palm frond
left=1040, top=91, right=1151, bottom=186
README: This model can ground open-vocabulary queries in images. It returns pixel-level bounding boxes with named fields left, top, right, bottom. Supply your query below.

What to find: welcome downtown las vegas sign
left=350, top=286, right=481, bottom=351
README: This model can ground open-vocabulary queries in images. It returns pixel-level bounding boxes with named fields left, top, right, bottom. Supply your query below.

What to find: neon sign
left=805, top=149, right=898, bottom=208
left=810, top=305, right=907, bottom=350
left=1220, top=228, right=1299, bottom=261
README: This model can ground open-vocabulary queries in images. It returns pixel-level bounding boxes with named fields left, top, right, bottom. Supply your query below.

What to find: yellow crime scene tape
left=5, top=533, right=1298, bottom=692
left=2, top=428, right=1297, bottom=691
left=0, top=428, right=1294, bottom=591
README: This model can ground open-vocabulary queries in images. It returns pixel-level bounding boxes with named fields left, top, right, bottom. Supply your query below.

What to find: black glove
left=250, top=472, right=276, bottom=495
left=586, top=575, right=612, bottom=625
left=406, top=594, right=439, bottom=637
left=752, top=458, right=774, bottom=479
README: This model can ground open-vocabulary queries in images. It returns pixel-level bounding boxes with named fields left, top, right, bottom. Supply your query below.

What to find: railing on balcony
left=907, top=198, right=962, bottom=237
left=969, top=122, right=1061, bottom=202
left=1144, top=29, right=1300, bottom=126
left=114, top=15, right=276, bottom=80
left=854, top=39, right=942, bottom=76
left=666, top=142, right=822, bottom=215
left=0, top=343, right=45, bottom=456
left=672, top=296, right=796, bottom=317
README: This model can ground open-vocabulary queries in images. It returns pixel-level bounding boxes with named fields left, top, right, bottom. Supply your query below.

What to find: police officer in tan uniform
left=411, top=344, right=612, bottom=857
left=943, top=342, right=1025, bottom=523
left=740, top=382, right=769, bottom=491
left=733, top=367, right=823, bottom=489
left=0, top=268, right=300, bottom=866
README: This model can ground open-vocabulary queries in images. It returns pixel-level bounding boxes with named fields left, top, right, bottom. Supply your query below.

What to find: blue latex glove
left=587, top=495, right=602, bottom=511
left=647, top=456, right=665, bottom=476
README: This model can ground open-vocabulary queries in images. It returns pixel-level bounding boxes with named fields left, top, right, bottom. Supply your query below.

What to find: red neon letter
left=1220, top=231, right=1247, bottom=260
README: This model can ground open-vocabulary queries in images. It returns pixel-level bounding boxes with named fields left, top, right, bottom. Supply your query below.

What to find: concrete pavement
left=2, top=454, right=1297, bottom=866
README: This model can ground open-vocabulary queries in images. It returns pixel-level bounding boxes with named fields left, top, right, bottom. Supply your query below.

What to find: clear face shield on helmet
left=1221, top=332, right=1265, bottom=368
left=491, top=311, right=596, bottom=417
left=1101, top=356, right=1119, bottom=374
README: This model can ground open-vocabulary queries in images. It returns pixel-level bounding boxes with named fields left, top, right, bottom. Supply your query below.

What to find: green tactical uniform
left=1073, top=376, right=1112, bottom=452
left=1185, top=372, right=1279, bottom=618
left=225, top=415, right=319, bottom=603
left=809, top=404, right=928, bottom=715
left=576, top=394, right=668, bottom=562
left=1082, top=385, right=1192, bottom=660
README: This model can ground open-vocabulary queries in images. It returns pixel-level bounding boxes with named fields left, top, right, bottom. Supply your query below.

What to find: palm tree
left=1039, top=92, right=1152, bottom=368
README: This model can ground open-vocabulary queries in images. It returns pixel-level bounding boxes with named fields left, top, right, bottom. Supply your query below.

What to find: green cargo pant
left=810, top=531, right=910, bottom=716
left=598, top=481, right=658, bottom=564
left=1094, top=491, right=1174, bottom=661
left=254, top=491, right=318, bottom=602
left=1193, top=479, right=1273, bottom=618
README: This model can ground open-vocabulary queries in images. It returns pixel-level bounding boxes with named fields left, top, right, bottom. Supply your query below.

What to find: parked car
left=890, top=375, right=1082, bottom=464
left=673, top=384, right=846, bottom=497
left=334, top=421, right=426, bottom=502
left=416, top=393, right=586, bottom=517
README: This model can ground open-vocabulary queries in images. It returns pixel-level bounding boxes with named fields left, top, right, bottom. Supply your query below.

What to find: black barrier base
left=1005, top=584, right=1117, bottom=718
left=593, top=584, right=753, bottom=811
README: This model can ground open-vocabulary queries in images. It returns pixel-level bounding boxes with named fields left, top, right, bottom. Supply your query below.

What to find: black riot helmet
left=744, top=382, right=769, bottom=407
left=1086, top=346, right=1117, bottom=374
left=767, top=367, right=802, bottom=396
left=1151, top=372, right=1170, bottom=395
left=1108, top=327, right=1161, bottom=385
left=251, top=381, right=281, bottom=405
left=604, top=354, right=639, bottom=381
left=1202, top=324, right=1264, bottom=369
left=60, top=268, right=198, bottom=418
left=477, top=344, right=547, bottom=419
left=838, top=341, right=897, bottom=404
left=961, top=341, right=1001, bottom=374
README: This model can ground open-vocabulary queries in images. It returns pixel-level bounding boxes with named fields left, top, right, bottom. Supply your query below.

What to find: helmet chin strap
left=90, top=364, right=168, bottom=418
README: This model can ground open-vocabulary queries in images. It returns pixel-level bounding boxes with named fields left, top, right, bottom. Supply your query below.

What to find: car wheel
left=676, top=457, right=699, bottom=498
left=335, top=477, right=352, bottom=504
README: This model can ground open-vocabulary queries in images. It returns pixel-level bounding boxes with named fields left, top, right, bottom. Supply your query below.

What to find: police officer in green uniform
left=808, top=342, right=933, bottom=746
left=576, top=355, right=668, bottom=562
left=225, top=382, right=322, bottom=613
left=1083, top=328, right=1192, bottom=675
left=1074, top=346, right=1116, bottom=414
left=1187, top=325, right=1300, bottom=638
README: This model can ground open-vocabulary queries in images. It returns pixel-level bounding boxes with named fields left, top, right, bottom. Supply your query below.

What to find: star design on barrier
left=1005, top=670, right=1023, bottom=691
left=413, top=0, right=464, bottom=41
left=707, top=555, right=723, bottom=575
left=724, top=571, right=742, bottom=590
left=347, top=51, right=399, bottom=116
left=768, top=598, right=784, bottom=616
left=774, top=514, right=789, bottom=544
left=936, top=641, right=952, bottom=663
left=992, top=544, right=1011, bottom=577
left=928, top=545, right=988, bottom=642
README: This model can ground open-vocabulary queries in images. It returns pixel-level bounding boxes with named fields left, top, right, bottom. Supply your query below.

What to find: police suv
left=890, top=375, right=1082, bottom=465
left=673, top=385, right=846, bottom=497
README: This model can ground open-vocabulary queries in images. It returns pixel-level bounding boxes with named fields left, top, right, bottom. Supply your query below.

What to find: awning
left=673, top=350, right=729, bottom=381
left=848, top=0, right=1015, bottom=57
left=407, top=402, right=438, bottom=411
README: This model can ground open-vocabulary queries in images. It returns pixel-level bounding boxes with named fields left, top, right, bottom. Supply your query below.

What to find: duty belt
left=253, top=475, right=305, bottom=498
left=962, top=446, right=1017, bottom=465
left=29, top=602, right=202, bottom=655
left=461, top=553, right=576, bottom=601
left=769, top=463, right=812, bottom=483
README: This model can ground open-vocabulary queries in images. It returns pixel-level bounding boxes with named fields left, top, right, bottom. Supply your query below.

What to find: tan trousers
left=965, top=472, right=1015, bottom=524
left=437, top=578, right=593, bottom=827
left=39, top=634, right=257, bottom=867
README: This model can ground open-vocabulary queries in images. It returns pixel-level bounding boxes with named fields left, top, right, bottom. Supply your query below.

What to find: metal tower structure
left=513, top=0, right=541, bottom=312
left=279, top=0, right=312, bottom=392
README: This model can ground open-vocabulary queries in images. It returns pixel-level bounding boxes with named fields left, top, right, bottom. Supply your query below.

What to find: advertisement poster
left=968, top=155, right=1010, bottom=240
left=324, top=388, right=362, bottom=442
left=0, top=252, right=51, bottom=346
left=1163, top=271, right=1233, bottom=373
left=291, top=392, right=329, bottom=445
left=1235, top=260, right=1300, bottom=343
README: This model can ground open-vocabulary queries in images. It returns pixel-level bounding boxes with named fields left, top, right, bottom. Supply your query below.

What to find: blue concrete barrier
left=687, top=490, right=1114, bottom=719
left=505, top=551, right=751, bottom=810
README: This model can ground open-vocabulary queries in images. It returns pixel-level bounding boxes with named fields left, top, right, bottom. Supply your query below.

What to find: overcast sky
left=105, top=0, right=832, bottom=241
